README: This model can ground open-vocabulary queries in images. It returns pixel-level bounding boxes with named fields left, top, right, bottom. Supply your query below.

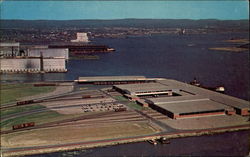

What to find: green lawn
left=1, top=105, right=46, bottom=117
left=113, top=96, right=143, bottom=110
left=0, top=83, right=55, bottom=105
left=127, top=102, right=143, bottom=110
left=1, top=110, right=99, bottom=131
left=1, top=110, right=61, bottom=130
left=113, top=95, right=128, bottom=101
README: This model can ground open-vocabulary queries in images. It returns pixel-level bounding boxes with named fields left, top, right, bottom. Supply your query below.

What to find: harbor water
left=1, top=32, right=249, bottom=100
left=27, top=130, right=249, bottom=157
left=1, top=32, right=249, bottom=156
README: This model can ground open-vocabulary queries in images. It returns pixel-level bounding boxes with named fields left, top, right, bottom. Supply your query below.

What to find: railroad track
left=0, top=90, right=101, bottom=109
left=1, top=110, right=145, bottom=134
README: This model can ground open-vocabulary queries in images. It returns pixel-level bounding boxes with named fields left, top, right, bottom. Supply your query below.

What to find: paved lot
left=161, top=115, right=249, bottom=130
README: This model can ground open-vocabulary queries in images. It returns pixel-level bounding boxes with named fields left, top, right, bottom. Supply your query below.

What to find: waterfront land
left=0, top=19, right=249, bottom=156
left=209, top=38, right=249, bottom=52
left=1, top=79, right=249, bottom=157
left=1, top=19, right=248, bottom=43
left=0, top=84, right=55, bottom=104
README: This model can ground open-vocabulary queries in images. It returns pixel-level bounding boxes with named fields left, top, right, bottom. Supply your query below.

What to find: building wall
left=28, top=48, right=69, bottom=59
left=0, top=58, right=66, bottom=73
left=0, top=58, right=40, bottom=71
left=43, top=59, right=66, bottom=71
left=174, top=111, right=225, bottom=119
left=0, top=42, right=20, bottom=57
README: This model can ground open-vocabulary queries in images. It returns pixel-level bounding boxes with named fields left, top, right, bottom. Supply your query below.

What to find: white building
left=28, top=48, right=69, bottom=60
left=0, top=42, right=20, bottom=57
left=71, top=33, right=89, bottom=43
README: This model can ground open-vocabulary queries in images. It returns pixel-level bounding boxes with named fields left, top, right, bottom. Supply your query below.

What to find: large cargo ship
left=48, top=44, right=115, bottom=55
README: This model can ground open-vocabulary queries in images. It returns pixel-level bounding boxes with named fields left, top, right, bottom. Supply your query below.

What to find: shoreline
left=2, top=124, right=249, bottom=157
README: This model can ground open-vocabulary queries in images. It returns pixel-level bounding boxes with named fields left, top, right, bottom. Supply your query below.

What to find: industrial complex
left=0, top=32, right=115, bottom=73
left=1, top=76, right=250, bottom=156
left=112, top=78, right=249, bottom=119
left=0, top=42, right=68, bottom=73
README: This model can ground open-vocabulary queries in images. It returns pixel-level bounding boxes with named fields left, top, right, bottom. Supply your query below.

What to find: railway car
left=33, top=83, right=57, bottom=87
left=114, top=107, right=127, bottom=112
left=16, top=100, right=34, bottom=105
left=12, top=122, right=35, bottom=130
left=82, top=95, right=91, bottom=99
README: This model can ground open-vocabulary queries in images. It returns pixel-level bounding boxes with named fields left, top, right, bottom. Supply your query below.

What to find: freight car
left=114, top=107, right=127, bottom=112
left=33, top=83, right=57, bottom=87
left=12, top=122, right=35, bottom=130
left=16, top=100, right=34, bottom=105
left=82, top=95, right=105, bottom=99
left=82, top=95, right=91, bottom=99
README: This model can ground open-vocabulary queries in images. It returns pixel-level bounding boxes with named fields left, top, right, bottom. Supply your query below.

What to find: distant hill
left=0, top=19, right=249, bottom=29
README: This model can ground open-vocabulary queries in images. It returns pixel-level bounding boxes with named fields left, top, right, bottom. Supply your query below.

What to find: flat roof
left=155, top=99, right=228, bottom=114
left=114, top=83, right=172, bottom=95
left=78, top=76, right=147, bottom=82
left=146, top=95, right=209, bottom=105
left=157, top=79, right=250, bottom=110
left=0, top=42, right=20, bottom=47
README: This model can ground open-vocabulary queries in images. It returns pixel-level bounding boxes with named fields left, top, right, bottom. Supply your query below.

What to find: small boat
left=159, top=137, right=170, bottom=144
left=147, top=139, right=157, bottom=145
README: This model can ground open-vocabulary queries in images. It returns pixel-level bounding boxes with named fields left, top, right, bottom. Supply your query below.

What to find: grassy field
left=0, top=83, right=55, bottom=104
left=1, top=110, right=61, bottom=130
left=113, top=95, right=128, bottom=101
left=127, top=102, right=143, bottom=110
left=2, top=122, right=157, bottom=148
left=1, top=104, right=45, bottom=117
left=114, top=96, right=143, bottom=110
left=0, top=109, right=93, bottom=131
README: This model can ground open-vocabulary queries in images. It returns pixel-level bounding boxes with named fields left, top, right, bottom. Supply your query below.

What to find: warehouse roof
left=78, top=76, right=149, bottom=82
left=157, top=79, right=250, bottom=110
left=155, top=99, right=229, bottom=114
left=146, top=95, right=209, bottom=105
left=114, top=83, right=174, bottom=95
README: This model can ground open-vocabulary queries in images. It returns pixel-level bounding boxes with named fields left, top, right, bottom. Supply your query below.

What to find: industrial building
left=112, top=78, right=249, bottom=119
left=0, top=58, right=67, bottom=73
left=0, top=43, right=68, bottom=73
left=71, top=32, right=89, bottom=43
left=146, top=96, right=232, bottom=119
left=0, top=42, right=20, bottom=57
left=114, top=83, right=177, bottom=97
left=77, top=76, right=157, bottom=85
left=28, top=48, right=69, bottom=59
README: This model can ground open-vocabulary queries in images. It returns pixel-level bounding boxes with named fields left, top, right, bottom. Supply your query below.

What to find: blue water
left=1, top=32, right=249, bottom=100
left=27, top=130, right=249, bottom=157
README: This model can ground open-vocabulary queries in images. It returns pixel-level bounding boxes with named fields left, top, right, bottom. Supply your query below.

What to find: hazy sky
left=1, top=1, right=249, bottom=20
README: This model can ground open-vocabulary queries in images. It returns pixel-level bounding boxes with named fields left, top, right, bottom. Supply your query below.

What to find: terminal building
left=112, top=78, right=249, bottom=119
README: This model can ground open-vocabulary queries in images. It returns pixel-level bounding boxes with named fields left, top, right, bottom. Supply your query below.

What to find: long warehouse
left=113, top=78, right=249, bottom=119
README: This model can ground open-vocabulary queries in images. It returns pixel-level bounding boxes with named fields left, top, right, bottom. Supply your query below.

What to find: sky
left=0, top=1, right=249, bottom=20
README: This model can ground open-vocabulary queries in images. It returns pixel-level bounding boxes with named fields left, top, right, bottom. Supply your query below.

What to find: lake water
left=1, top=32, right=249, bottom=100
